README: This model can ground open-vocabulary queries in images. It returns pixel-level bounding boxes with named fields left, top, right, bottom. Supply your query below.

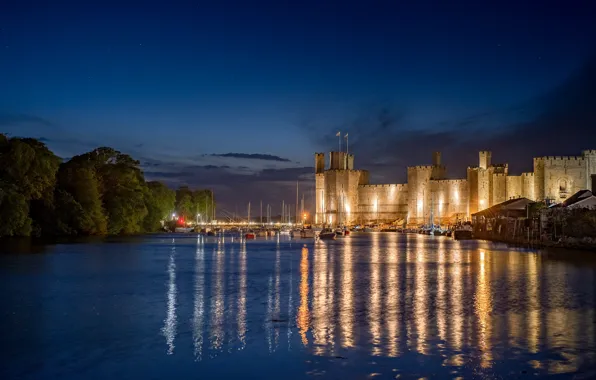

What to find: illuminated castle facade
left=315, top=150, right=596, bottom=226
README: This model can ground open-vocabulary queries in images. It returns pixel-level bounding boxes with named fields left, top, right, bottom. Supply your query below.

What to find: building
left=315, top=150, right=596, bottom=226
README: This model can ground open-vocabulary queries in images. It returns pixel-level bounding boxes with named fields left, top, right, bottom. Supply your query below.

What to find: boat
left=256, top=230, right=267, bottom=237
left=245, top=232, right=256, bottom=239
left=453, top=222, right=473, bottom=240
left=318, top=229, right=336, bottom=240
left=279, top=228, right=291, bottom=236
left=174, top=227, right=194, bottom=233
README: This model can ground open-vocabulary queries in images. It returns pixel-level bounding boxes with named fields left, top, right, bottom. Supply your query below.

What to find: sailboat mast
left=248, top=202, right=251, bottom=224
left=295, top=181, right=299, bottom=225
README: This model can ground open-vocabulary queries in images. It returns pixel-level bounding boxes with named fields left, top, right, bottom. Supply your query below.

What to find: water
left=1, top=233, right=595, bottom=379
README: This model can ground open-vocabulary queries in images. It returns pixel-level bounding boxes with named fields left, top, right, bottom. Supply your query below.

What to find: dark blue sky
left=1, top=0, right=596, bottom=213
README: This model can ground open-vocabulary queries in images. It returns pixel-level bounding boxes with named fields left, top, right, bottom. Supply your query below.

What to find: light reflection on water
left=161, top=239, right=177, bottom=355
left=1, top=233, right=596, bottom=379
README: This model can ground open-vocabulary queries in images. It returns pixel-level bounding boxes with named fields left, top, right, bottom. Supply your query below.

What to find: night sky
left=2, top=1, right=596, bottom=215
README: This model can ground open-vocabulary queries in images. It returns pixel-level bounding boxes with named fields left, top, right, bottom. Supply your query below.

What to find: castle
left=315, top=150, right=596, bottom=226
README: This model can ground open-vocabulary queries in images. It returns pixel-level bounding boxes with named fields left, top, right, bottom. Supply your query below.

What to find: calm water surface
left=1, top=233, right=595, bottom=379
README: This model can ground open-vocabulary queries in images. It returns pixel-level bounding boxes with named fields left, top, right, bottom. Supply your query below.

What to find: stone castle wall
left=407, top=166, right=434, bottom=225
left=358, top=184, right=408, bottom=222
left=429, top=179, right=469, bottom=224
left=506, top=175, right=522, bottom=200
left=315, top=149, right=596, bottom=226
left=521, top=172, right=535, bottom=200
left=542, top=156, right=586, bottom=202
left=492, top=173, right=507, bottom=205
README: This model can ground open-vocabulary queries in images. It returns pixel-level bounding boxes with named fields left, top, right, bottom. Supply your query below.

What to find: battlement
left=583, top=150, right=596, bottom=155
left=493, top=173, right=507, bottom=177
left=521, top=172, right=534, bottom=177
left=408, top=165, right=435, bottom=170
left=324, top=169, right=366, bottom=173
left=430, top=179, right=467, bottom=183
left=360, top=183, right=407, bottom=188
left=536, top=155, right=584, bottom=161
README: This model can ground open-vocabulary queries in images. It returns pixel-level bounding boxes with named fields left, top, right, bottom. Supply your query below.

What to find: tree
left=144, top=181, right=175, bottom=231
left=0, top=137, right=60, bottom=200
left=0, top=187, right=32, bottom=237
left=67, top=147, right=147, bottom=234
left=55, top=164, right=108, bottom=235
left=176, top=186, right=194, bottom=220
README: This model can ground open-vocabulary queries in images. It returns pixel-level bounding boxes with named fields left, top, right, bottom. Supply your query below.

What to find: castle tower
left=479, top=151, right=492, bottom=170
left=431, top=151, right=446, bottom=180
left=315, top=151, right=367, bottom=226
left=583, top=150, right=596, bottom=191
left=432, top=151, right=441, bottom=166
left=315, top=153, right=325, bottom=174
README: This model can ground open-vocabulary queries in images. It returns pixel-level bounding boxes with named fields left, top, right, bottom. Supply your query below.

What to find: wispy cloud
left=0, top=113, right=56, bottom=129
left=209, top=153, right=291, bottom=162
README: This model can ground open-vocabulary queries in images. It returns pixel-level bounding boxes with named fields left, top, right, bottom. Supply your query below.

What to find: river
left=1, top=233, right=595, bottom=379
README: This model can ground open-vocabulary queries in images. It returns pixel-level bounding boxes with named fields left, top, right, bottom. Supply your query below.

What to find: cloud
left=299, top=53, right=596, bottom=183
left=209, top=152, right=291, bottom=162
left=0, top=113, right=56, bottom=128
left=143, top=161, right=315, bottom=215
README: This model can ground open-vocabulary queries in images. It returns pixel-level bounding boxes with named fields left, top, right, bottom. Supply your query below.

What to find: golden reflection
left=238, top=240, right=247, bottom=349
left=210, top=241, right=225, bottom=350
left=475, top=249, right=492, bottom=368
left=369, top=231, right=382, bottom=356
left=507, top=254, right=522, bottom=348
left=341, top=237, right=354, bottom=348
left=193, top=236, right=205, bottom=360
left=313, top=239, right=329, bottom=355
left=297, top=246, right=310, bottom=346
left=405, top=239, right=414, bottom=350
left=451, top=249, right=463, bottom=351
left=546, top=308, right=580, bottom=374
left=437, top=242, right=447, bottom=346
left=465, top=251, right=473, bottom=348
left=385, top=232, right=399, bottom=356
left=527, top=254, right=539, bottom=355
left=414, top=238, right=428, bottom=355
left=327, top=245, right=335, bottom=353
left=162, top=240, right=177, bottom=355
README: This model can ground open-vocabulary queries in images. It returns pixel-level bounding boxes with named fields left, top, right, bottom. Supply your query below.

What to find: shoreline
left=472, top=233, right=596, bottom=252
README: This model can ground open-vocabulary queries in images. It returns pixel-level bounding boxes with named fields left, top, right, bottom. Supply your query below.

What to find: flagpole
left=345, top=133, right=349, bottom=155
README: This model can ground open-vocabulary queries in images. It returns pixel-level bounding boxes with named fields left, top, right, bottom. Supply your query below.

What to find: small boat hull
left=318, top=232, right=336, bottom=240
left=245, top=233, right=256, bottom=239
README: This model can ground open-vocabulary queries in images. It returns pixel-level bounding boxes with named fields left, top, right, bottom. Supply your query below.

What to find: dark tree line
left=0, top=135, right=214, bottom=237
